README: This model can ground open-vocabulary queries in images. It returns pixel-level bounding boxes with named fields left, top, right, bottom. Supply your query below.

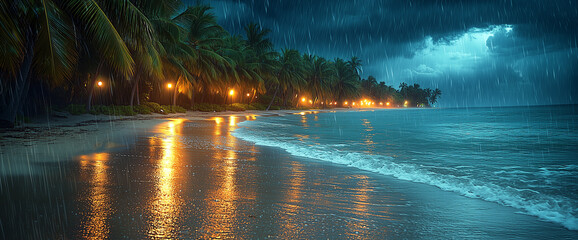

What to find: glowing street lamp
left=301, top=97, right=306, bottom=103
left=229, top=89, right=235, bottom=96
left=386, top=102, right=390, bottom=106
left=167, top=83, right=173, bottom=89
left=246, top=93, right=250, bottom=97
left=97, top=81, right=103, bottom=87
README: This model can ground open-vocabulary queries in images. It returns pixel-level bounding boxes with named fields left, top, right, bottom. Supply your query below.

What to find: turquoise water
left=233, top=105, right=578, bottom=231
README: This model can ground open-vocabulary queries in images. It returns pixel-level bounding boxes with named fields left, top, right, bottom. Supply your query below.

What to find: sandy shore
left=0, top=109, right=340, bottom=175
left=1, top=108, right=575, bottom=239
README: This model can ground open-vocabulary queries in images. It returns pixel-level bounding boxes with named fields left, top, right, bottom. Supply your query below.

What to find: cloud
left=190, top=0, right=578, bottom=106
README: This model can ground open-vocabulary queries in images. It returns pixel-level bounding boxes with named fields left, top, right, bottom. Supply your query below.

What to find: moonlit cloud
left=188, top=0, right=578, bottom=107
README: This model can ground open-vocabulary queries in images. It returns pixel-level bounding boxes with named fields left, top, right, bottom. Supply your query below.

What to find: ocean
left=233, top=105, right=578, bottom=231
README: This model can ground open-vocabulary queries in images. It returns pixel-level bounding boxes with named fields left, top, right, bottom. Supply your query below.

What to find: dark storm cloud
left=197, top=0, right=578, bottom=58
left=186, top=0, right=578, bottom=106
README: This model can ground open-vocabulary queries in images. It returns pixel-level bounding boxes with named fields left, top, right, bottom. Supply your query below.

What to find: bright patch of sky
left=378, top=25, right=509, bottom=88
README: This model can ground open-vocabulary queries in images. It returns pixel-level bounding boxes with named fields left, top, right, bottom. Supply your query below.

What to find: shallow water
left=234, top=105, right=578, bottom=231
left=1, top=109, right=576, bottom=239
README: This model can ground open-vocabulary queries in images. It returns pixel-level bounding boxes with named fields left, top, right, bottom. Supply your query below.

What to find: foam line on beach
left=233, top=119, right=578, bottom=231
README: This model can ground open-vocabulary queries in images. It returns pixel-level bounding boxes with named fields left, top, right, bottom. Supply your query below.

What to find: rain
left=1, top=0, right=577, bottom=239
left=202, top=0, right=578, bottom=107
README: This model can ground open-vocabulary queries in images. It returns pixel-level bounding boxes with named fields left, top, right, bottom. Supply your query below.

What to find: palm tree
left=179, top=4, right=230, bottom=106
left=429, top=88, right=442, bottom=105
left=0, top=0, right=136, bottom=127
left=219, top=36, right=262, bottom=104
left=243, top=23, right=279, bottom=107
left=334, top=58, right=360, bottom=105
left=266, top=49, right=305, bottom=110
left=347, top=56, right=362, bottom=79
left=303, top=55, right=335, bottom=106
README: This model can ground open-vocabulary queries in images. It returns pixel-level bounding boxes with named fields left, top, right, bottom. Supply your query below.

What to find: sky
left=187, top=0, right=578, bottom=107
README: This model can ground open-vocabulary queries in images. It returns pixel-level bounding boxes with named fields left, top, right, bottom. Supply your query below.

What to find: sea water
left=233, top=105, right=578, bottom=231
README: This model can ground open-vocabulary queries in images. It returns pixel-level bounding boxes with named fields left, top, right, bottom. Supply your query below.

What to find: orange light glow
left=379, top=102, right=383, bottom=105
left=386, top=102, right=390, bottom=106
left=167, top=83, right=173, bottom=89
left=77, top=152, right=111, bottom=239
left=352, top=102, right=356, bottom=106
left=229, top=90, right=234, bottom=96
left=97, top=81, right=103, bottom=87
left=309, top=100, right=312, bottom=104
left=301, top=97, right=306, bottom=102
left=344, top=101, right=348, bottom=105
left=246, top=93, right=250, bottom=97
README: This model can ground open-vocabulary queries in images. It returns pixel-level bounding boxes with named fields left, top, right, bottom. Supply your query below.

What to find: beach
left=1, top=109, right=576, bottom=239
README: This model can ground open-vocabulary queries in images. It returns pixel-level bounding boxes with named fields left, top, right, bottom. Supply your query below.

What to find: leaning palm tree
left=334, top=58, right=360, bottom=105
left=0, top=0, right=136, bottom=127
left=266, top=49, right=305, bottom=110
left=303, top=55, right=335, bottom=106
left=243, top=23, right=279, bottom=106
left=347, top=56, right=362, bottom=79
left=220, top=35, right=263, bottom=100
left=179, top=4, right=230, bottom=106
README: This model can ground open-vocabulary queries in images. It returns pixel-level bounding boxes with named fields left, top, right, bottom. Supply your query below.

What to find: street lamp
left=97, top=81, right=103, bottom=87
left=167, top=83, right=174, bottom=106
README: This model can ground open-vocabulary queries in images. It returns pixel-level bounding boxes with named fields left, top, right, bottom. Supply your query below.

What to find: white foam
left=233, top=127, right=578, bottom=231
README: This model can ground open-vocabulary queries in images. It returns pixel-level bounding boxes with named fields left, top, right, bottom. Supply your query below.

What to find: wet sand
left=1, top=113, right=576, bottom=239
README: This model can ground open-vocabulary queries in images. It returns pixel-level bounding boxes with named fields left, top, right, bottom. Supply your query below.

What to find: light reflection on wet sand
left=278, top=161, right=305, bottom=238
left=146, top=119, right=186, bottom=238
left=77, top=152, right=112, bottom=240
left=203, top=116, right=240, bottom=238
left=1, top=114, right=573, bottom=239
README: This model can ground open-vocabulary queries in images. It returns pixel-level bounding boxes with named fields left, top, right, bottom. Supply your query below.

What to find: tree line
left=0, top=0, right=441, bottom=128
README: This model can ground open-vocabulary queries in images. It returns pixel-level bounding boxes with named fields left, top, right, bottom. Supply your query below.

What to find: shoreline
left=1, top=108, right=576, bottom=238
left=0, top=109, right=347, bottom=176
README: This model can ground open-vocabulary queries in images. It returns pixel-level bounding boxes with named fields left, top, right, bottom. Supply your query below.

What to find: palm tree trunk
left=129, top=72, right=140, bottom=108
left=172, top=85, right=178, bottom=106
left=136, top=83, right=140, bottom=105
left=190, top=90, right=195, bottom=107
left=249, top=89, right=257, bottom=104
left=0, top=35, right=35, bottom=128
left=87, top=64, right=103, bottom=111
left=266, top=85, right=279, bottom=111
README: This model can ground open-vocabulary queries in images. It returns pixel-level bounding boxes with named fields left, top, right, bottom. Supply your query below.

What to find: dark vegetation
left=0, top=0, right=440, bottom=128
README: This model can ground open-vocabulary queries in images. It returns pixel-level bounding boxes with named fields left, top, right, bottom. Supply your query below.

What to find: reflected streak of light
left=147, top=119, right=185, bottom=238
left=278, top=161, right=305, bottom=238
left=212, top=117, right=224, bottom=135
left=245, top=115, right=258, bottom=121
left=78, top=152, right=111, bottom=240
left=352, top=175, right=371, bottom=214
left=361, top=119, right=375, bottom=150
left=204, top=116, right=240, bottom=238
left=229, top=116, right=237, bottom=127
left=301, top=115, right=309, bottom=128
left=346, top=175, right=374, bottom=237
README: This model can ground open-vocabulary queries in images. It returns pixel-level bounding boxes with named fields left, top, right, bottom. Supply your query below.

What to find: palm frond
left=64, top=0, right=134, bottom=77
left=0, top=1, right=24, bottom=75
left=33, top=0, right=78, bottom=85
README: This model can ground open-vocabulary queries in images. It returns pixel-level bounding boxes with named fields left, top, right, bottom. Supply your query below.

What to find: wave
left=233, top=123, right=578, bottom=231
